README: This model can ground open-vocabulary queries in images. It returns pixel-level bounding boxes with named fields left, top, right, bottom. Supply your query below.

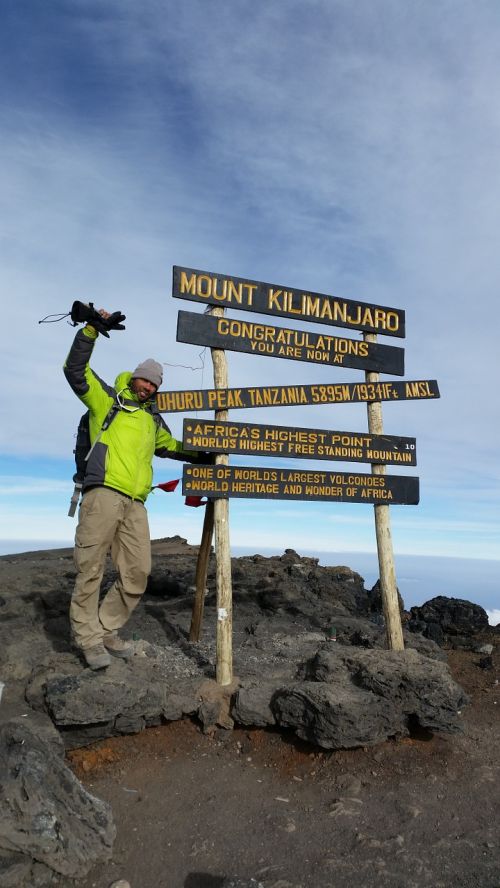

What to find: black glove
left=164, top=449, right=213, bottom=464
left=71, top=301, right=97, bottom=324
left=104, top=311, right=126, bottom=332
left=183, top=450, right=215, bottom=465
left=70, top=302, right=126, bottom=337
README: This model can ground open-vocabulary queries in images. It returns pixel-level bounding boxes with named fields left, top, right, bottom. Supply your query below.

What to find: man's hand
left=187, top=451, right=215, bottom=464
left=105, top=310, right=126, bottom=332
left=70, top=302, right=126, bottom=337
left=86, top=308, right=112, bottom=337
left=90, top=309, right=126, bottom=335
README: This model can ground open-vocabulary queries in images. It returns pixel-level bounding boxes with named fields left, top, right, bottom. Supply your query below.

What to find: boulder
left=0, top=721, right=115, bottom=881
left=266, top=648, right=468, bottom=748
left=35, top=646, right=204, bottom=748
left=0, top=852, right=56, bottom=888
left=231, top=682, right=278, bottom=727
left=408, top=596, right=489, bottom=646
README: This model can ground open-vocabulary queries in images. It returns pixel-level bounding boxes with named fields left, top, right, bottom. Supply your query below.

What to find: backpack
left=68, top=401, right=120, bottom=517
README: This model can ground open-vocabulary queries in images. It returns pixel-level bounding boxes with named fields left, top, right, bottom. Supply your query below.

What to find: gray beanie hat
left=131, top=358, right=163, bottom=389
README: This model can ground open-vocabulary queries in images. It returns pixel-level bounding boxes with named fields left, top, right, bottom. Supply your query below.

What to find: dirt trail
left=66, top=650, right=500, bottom=888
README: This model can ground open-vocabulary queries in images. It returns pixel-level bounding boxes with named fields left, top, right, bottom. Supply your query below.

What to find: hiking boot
left=103, top=633, right=134, bottom=660
left=83, top=643, right=111, bottom=670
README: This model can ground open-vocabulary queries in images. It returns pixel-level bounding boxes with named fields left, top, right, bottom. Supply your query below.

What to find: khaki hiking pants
left=71, top=486, right=151, bottom=650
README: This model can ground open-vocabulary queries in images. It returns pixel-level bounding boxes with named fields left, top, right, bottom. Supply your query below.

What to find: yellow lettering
left=180, top=271, right=196, bottom=295
left=196, top=274, right=213, bottom=297
left=405, top=382, right=420, bottom=397
left=227, top=280, right=243, bottom=304
left=304, top=295, right=320, bottom=317
left=268, top=288, right=283, bottom=311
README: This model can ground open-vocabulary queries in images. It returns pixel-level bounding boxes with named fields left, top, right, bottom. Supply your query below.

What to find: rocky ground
left=0, top=537, right=499, bottom=888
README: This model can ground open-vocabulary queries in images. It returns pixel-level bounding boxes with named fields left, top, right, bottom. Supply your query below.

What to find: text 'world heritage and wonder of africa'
left=183, top=465, right=419, bottom=505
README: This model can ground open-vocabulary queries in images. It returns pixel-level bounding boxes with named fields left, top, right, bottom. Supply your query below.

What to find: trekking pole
left=68, top=482, right=83, bottom=517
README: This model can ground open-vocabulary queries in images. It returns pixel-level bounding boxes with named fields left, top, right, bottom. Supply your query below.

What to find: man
left=64, top=309, right=205, bottom=670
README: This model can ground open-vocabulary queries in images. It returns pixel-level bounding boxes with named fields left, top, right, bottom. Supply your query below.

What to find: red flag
left=154, top=479, right=180, bottom=492
left=185, top=495, right=208, bottom=507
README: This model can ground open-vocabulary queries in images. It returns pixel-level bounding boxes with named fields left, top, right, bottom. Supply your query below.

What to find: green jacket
left=64, top=326, right=187, bottom=502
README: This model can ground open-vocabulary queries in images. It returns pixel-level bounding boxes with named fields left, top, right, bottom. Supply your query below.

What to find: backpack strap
left=83, top=401, right=120, bottom=466
left=68, top=398, right=121, bottom=517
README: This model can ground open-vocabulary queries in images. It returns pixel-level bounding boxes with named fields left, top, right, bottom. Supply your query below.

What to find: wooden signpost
left=209, top=306, right=233, bottom=685
left=173, top=266, right=406, bottom=337
left=364, top=332, right=404, bottom=649
left=172, top=264, right=438, bottom=683
left=182, top=419, right=417, bottom=466
left=183, top=464, right=419, bottom=505
left=177, top=310, right=405, bottom=375
left=156, top=379, right=440, bottom=413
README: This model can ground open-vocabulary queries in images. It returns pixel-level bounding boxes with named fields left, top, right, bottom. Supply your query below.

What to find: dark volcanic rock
left=0, top=852, right=33, bottom=888
left=0, top=538, right=476, bottom=880
left=36, top=643, right=204, bottom=747
left=146, top=565, right=192, bottom=597
left=367, top=578, right=405, bottom=615
left=272, top=680, right=395, bottom=748
left=238, top=550, right=369, bottom=620
left=267, top=648, right=468, bottom=748
left=221, top=880, right=264, bottom=887
left=0, top=851, right=55, bottom=888
left=5, top=543, right=459, bottom=752
left=0, top=721, right=115, bottom=881
left=408, top=596, right=490, bottom=646
left=323, top=647, right=468, bottom=730
left=231, top=682, right=278, bottom=727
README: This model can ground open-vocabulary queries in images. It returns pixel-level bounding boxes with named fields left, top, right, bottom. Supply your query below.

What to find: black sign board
left=177, top=311, right=405, bottom=376
left=183, top=465, right=419, bottom=505
left=183, top=419, right=417, bottom=466
left=173, top=266, right=405, bottom=338
left=156, top=379, right=439, bottom=413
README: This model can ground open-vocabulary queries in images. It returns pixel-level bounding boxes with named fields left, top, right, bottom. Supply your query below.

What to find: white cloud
left=0, top=477, right=69, bottom=496
left=486, top=609, right=500, bottom=627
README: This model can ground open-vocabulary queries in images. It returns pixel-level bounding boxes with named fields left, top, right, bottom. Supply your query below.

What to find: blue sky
left=0, top=1, right=499, bottom=610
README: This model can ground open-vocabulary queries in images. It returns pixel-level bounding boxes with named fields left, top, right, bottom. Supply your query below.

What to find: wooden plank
left=156, top=379, right=440, bottom=413
left=209, top=306, right=233, bottom=686
left=177, top=311, right=405, bottom=376
left=182, top=419, right=417, bottom=466
left=183, top=465, right=419, bottom=505
left=189, top=500, right=214, bottom=643
left=364, top=331, right=404, bottom=651
left=173, top=266, right=405, bottom=338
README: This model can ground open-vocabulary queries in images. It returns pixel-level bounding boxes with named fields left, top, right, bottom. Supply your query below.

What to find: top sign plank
left=173, top=266, right=405, bottom=338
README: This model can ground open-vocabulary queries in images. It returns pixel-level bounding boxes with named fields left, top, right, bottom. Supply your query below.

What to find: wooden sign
left=176, top=311, right=405, bottom=376
left=173, top=266, right=405, bottom=338
left=183, top=465, right=420, bottom=505
left=156, top=379, right=439, bottom=413
left=183, top=419, right=417, bottom=466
